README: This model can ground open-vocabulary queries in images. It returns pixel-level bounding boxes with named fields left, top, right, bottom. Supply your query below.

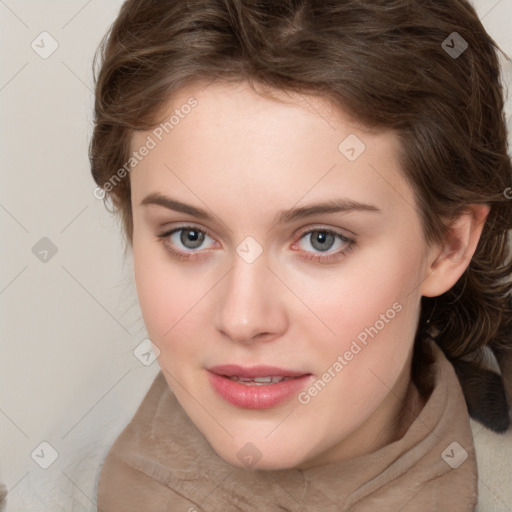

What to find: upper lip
left=208, top=364, right=310, bottom=378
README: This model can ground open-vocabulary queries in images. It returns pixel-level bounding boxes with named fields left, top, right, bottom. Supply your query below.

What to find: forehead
left=129, top=81, right=417, bottom=221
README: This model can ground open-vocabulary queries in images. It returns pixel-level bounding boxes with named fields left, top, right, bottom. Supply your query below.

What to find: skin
left=129, top=80, right=489, bottom=470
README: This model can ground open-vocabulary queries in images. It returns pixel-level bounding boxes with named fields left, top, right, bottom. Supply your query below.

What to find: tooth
left=253, top=377, right=273, bottom=383
left=227, top=375, right=296, bottom=384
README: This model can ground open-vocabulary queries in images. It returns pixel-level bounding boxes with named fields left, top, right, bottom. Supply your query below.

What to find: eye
left=292, top=228, right=354, bottom=263
left=156, top=225, right=355, bottom=264
left=156, top=225, right=216, bottom=260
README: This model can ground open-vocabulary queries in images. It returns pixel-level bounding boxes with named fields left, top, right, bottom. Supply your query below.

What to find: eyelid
left=158, top=221, right=212, bottom=235
left=293, top=223, right=355, bottom=241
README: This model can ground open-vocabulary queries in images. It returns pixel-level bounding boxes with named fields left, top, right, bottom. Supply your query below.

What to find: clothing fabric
left=97, top=339, right=478, bottom=511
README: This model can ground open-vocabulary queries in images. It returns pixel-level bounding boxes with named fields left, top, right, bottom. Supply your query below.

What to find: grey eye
left=178, top=228, right=206, bottom=249
left=308, top=231, right=336, bottom=252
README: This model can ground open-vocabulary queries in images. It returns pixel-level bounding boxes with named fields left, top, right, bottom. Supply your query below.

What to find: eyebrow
left=140, top=192, right=381, bottom=225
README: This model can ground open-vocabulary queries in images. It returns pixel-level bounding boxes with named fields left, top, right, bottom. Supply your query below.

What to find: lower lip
left=208, top=372, right=313, bottom=409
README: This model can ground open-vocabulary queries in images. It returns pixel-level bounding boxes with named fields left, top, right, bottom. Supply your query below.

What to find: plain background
left=0, top=1, right=511, bottom=510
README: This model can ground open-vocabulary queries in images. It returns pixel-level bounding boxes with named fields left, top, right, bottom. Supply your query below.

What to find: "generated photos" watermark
left=298, top=301, right=403, bottom=405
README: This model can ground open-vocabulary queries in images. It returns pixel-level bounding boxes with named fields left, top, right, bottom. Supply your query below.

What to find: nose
left=214, top=252, right=288, bottom=344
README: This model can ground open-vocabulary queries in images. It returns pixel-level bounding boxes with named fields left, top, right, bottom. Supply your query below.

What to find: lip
left=207, top=365, right=313, bottom=409
left=208, top=364, right=308, bottom=378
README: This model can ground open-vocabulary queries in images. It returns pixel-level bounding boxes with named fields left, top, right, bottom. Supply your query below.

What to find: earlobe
left=420, top=204, right=490, bottom=298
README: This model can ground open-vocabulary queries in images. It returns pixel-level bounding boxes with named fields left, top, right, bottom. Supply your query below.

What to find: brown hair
left=89, top=0, right=512, bottom=431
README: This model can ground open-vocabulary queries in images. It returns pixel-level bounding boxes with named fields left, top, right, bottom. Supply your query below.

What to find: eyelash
left=156, top=224, right=355, bottom=264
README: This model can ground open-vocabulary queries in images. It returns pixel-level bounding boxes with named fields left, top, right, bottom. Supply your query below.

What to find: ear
left=420, top=204, right=490, bottom=297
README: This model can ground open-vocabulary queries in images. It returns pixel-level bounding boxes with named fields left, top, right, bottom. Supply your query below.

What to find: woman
left=89, top=0, right=512, bottom=510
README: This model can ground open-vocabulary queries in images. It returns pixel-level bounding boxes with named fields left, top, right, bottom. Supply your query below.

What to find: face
left=130, top=80, right=433, bottom=470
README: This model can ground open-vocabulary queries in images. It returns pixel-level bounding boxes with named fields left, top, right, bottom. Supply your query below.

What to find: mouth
left=207, top=364, right=313, bottom=409
left=208, top=364, right=309, bottom=379
left=223, top=375, right=296, bottom=385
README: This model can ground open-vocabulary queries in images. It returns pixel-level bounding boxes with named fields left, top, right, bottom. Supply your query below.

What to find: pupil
left=312, top=231, right=334, bottom=252
left=180, top=229, right=204, bottom=249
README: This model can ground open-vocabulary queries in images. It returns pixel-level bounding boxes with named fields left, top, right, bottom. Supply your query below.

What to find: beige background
left=0, top=1, right=511, bottom=510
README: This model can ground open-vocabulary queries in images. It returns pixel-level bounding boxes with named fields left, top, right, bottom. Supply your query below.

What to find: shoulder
left=471, top=418, right=512, bottom=511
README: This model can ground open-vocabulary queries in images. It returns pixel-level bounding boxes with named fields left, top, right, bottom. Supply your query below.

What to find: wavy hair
left=89, top=0, right=512, bottom=431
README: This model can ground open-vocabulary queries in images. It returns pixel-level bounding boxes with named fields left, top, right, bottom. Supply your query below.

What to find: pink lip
left=208, top=364, right=308, bottom=378
left=207, top=365, right=313, bottom=409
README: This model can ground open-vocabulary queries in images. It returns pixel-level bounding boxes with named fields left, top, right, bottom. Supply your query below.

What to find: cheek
left=298, top=246, right=422, bottom=350
left=292, top=241, right=423, bottom=405
left=132, top=238, right=196, bottom=341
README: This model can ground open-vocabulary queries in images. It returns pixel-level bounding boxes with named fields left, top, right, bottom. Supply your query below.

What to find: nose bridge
left=214, top=247, right=285, bottom=343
